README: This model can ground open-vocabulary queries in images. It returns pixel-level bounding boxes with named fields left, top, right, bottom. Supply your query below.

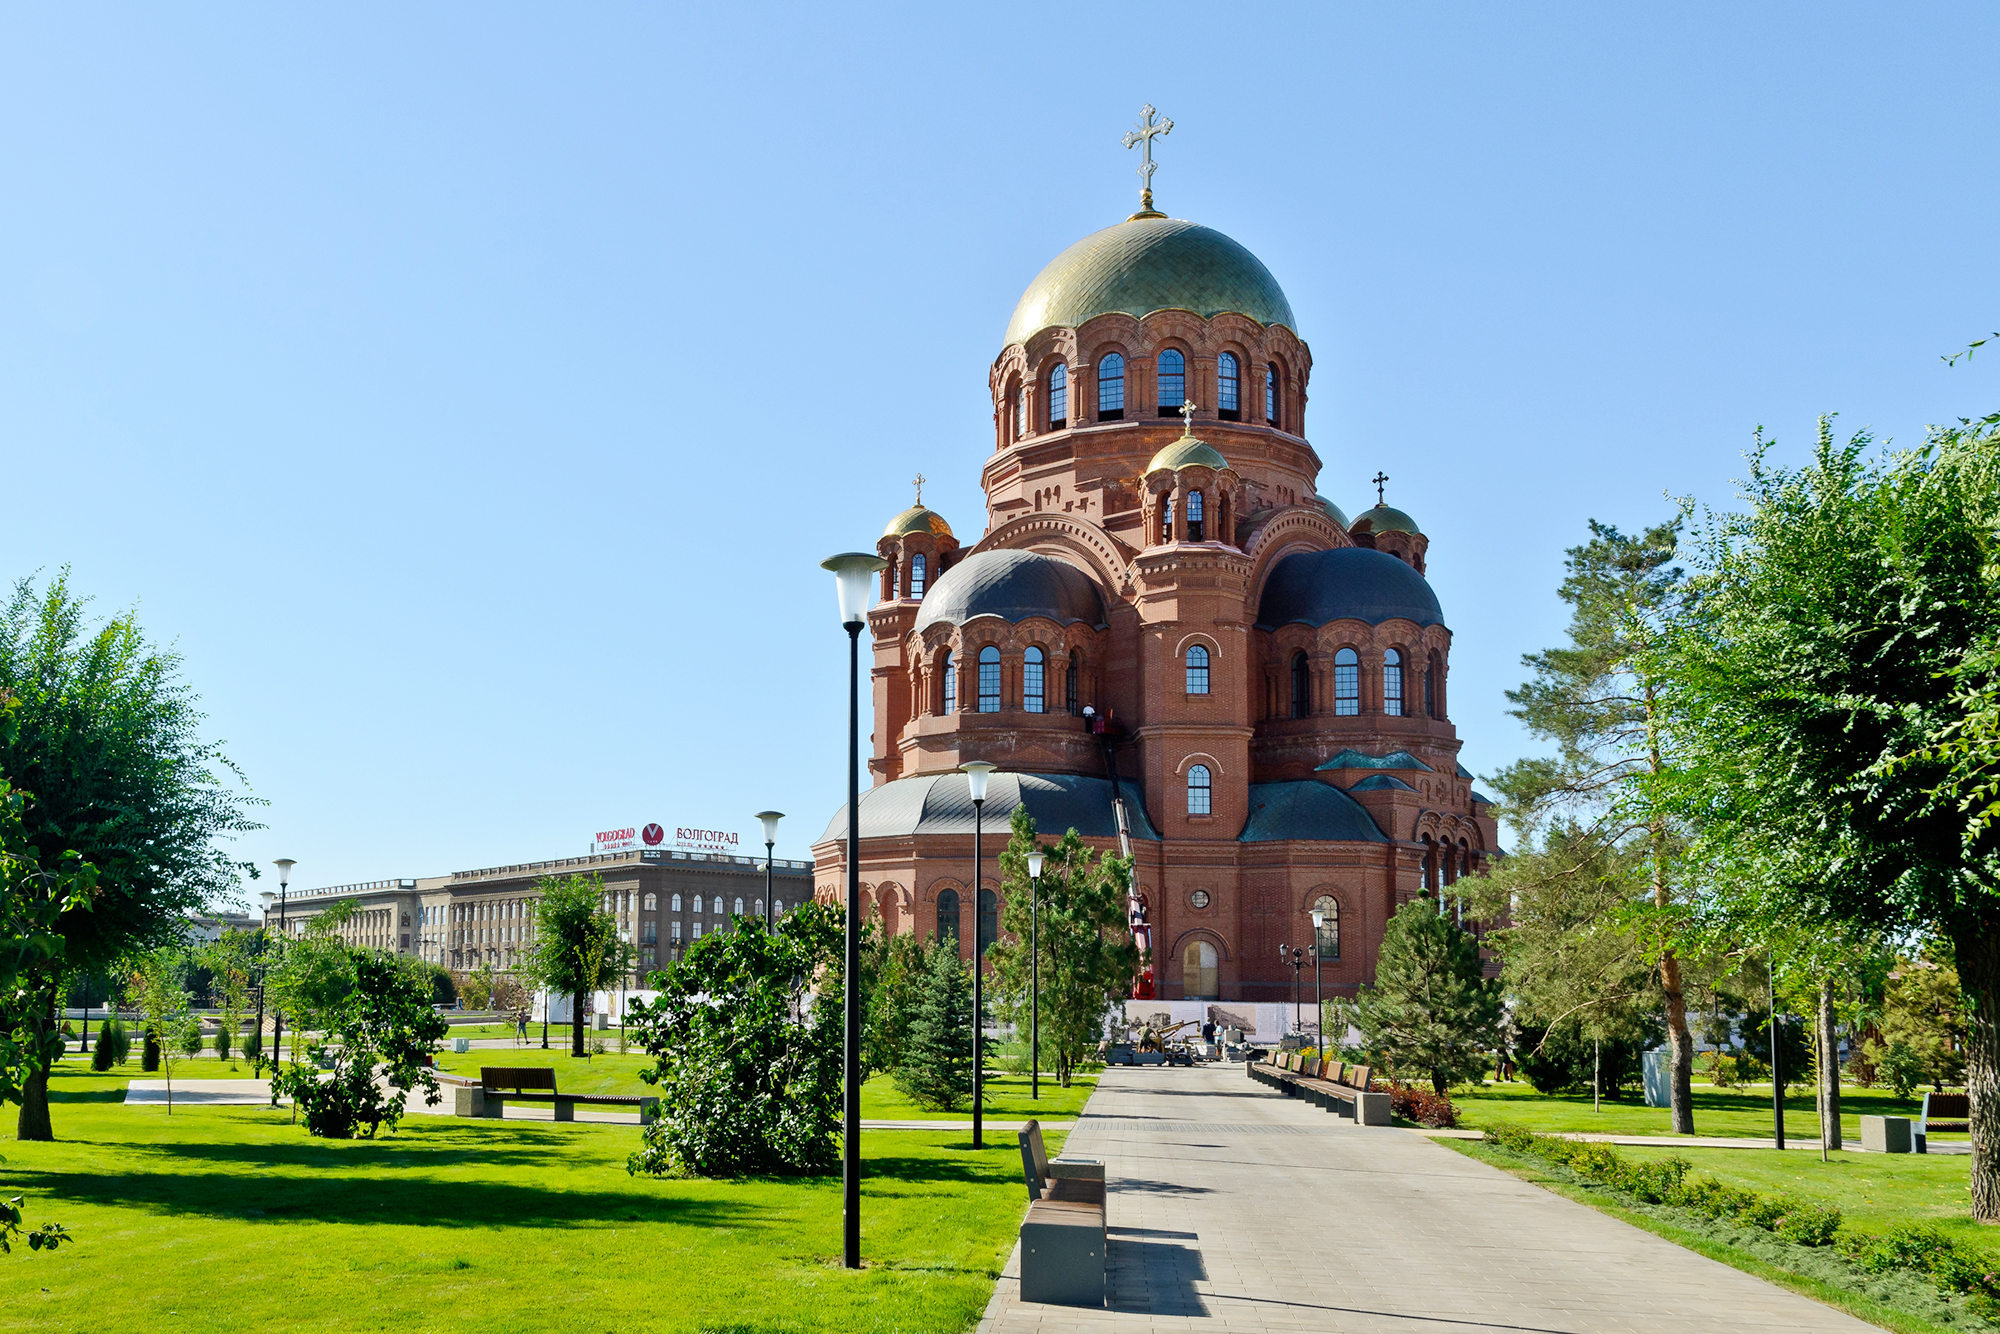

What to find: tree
left=1661, top=416, right=2000, bottom=1215
left=518, top=874, right=621, bottom=1058
left=268, top=905, right=447, bottom=1138
left=0, top=572, right=261, bottom=1140
left=0, top=768, right=99, bottom=1130
left=128, top=948, right=199, bottom=1115
left=864, top=930, right=927, bottom=1078
left=625, top=904, right=844, bottom=1177
left=198, top=932, right=254, bottom=1071
left=894, top=941, right=985, bottom=1113
left=1861, top=955, right=1967, bottom=1091
left=1354, top=898, right=1503, bottom=1095
left=1483, top=518, right=1703, bottom=1133
left=984, top=807, right=1140, bottom=1088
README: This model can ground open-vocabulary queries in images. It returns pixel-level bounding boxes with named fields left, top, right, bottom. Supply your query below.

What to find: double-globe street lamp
left=756, top=810, right=784, bottom=930
left=822, top=550, right=887, bottom=1272
left=960, top=760, right=998, bottom=1150
left=259, top=857, right=296, bottom=1104
left=1278, top=942, right=1306, bottom=1039
left=1309, top=906, right=1326, bottom=1044
left=1025, top=850, right=1045, bottom=1102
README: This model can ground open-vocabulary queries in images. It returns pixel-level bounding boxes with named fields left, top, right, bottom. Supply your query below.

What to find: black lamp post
left=1309, top=907, right=1326, bottom=1044
left=823, top=549, right=886, bottom=1272
left=1026, top=849, right=1045, bottom=1102
left=1279, top=943, right=1306, bottom=1037
left=1770, top=963, right=1785, bottom=1151
left=756, top=810, right=784, bottom=930
left=961, top=760, right=997, bottom=1150
left=262, top=857, right=295, bottom=1104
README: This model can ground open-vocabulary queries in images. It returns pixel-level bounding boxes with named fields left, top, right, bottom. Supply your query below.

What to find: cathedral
left=811, top=118, right=1497, bottom=1004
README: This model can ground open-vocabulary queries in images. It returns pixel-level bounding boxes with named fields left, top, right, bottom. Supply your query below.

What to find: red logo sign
left=642, top=823, right=665, bottom=846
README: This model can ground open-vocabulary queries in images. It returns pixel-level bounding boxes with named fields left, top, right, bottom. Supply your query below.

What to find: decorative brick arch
left=969, top=515, right=1130, bottom=591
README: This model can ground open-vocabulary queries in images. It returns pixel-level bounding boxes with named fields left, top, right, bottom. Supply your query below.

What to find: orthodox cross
left=1372, top=471, right=1389, bottom=505
left=912, top=473, right=926, bottom=505
left=1179, top=397, right=1198, bottom=435
left=1121, top=104, right=1173, bottom=214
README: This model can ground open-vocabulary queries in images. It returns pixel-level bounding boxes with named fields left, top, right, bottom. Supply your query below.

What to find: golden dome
left=1317, top=494, right=1350, bottom=529
left=1349, top=504, right=1421, bottom=537
left=883, top=505, right=953, bottom=539
left=1145, top=437, right=1230, bottom=474
left=1003, top=216, right=1295, bottom=347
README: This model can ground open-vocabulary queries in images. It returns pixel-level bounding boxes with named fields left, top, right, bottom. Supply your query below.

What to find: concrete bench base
left=450, top=1084, right=658, bottom=1124
left=1019, top=1201, right=1105, bottom=1306
left=1862, top=1115, right=1913, bottom=1153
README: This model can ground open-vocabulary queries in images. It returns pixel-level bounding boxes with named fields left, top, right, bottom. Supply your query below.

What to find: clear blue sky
left=5, top=6, right=1996, bottom=902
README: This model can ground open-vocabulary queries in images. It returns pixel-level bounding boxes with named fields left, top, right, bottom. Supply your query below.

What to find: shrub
left=1838, top=1223, right=2000, bottom=1305
left=213, top=1026, right=231, bottom=1062
left=1777, top=1203, right=1842, bottom=1248
left=90, top=1031, right=114, bottom=1072
left=1877, top=1041, right=1927, bottom=1100
left=103, top=1016, right=130, bottom=1067
left=141, top=1028, right=161, bottom=1072
left=1388, top=1085, right=1458, bottom=1127
left=240, top=1027, right=262, bottom=1068
left=179, top=1026, right=204, bottom=1059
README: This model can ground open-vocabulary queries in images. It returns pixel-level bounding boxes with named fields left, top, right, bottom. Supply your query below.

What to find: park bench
left=1247, top=1053, right=1391, bottom=1126
left=1917, top=1091, right=1970, bottom=1154
left=449, top=1067, right=659, bottom=1124
left=1015, top=1118, right=1105, bottom=1307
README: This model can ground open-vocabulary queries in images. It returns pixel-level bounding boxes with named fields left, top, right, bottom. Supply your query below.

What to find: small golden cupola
left=1142, top=402, right=1241, bottom=547
left=876, top=474, right=959, bottom=603
left=1347, top=472, right=1428, bottom=574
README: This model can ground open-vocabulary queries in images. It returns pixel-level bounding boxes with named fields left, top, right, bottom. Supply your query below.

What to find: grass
left=860, top=1070, right=1096, bottom=1122
left=1, top=1057, right=1051, bottom=1334
left=1443, top=1136, right=1982, bottom=1334
left=1456, top=1078, right=1968, bottom=1144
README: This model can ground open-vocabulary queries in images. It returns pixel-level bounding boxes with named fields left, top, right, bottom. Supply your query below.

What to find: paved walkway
left=977, top=1062, right=1880, bottom=1333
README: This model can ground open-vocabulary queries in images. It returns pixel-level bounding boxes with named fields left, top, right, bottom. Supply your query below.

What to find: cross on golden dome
left=1122, top=104, right=1173, bottom=218
left=1373, top=471, right=1390, bottom=505
left=1179, top=397, right=1198, bottom=436
left=911, top=473, right=926, bottom=505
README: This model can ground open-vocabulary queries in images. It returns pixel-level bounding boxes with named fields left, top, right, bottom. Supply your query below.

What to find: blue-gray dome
left=1255, top=547, right=1445, bottom=629
left=913, top=550, right=1108, bottom=635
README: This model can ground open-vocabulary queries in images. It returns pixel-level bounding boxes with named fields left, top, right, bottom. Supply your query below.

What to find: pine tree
left=1356, top=898, right=1502, bottom=1095
left=893, top=943, right=985, bottom=1112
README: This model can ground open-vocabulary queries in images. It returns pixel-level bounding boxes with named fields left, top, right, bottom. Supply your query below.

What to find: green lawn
left=860, top=1070, right=1096, bottom=1122
left=1457, top=1079, right=1964, bottom=1144
left=430, top=1048, right=656, bottom=1098
left=1, top=1059, right=1049, bottom=1334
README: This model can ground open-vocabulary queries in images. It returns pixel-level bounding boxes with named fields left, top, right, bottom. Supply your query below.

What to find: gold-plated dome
left=1349, top=504, right=1420, bottom=537
left=883, top=505, right=953, bottom=539
left=1316, top=494, right=1350, bottom=529
left=1146, top=437, right=1230, bottom=474
left=1003, top=216, right=1295, bottom=347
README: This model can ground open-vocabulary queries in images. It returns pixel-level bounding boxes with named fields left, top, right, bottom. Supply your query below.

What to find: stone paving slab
left=977, top=1063, right=1883, bottom=1333
left=124, top=1079, right=271, bottom=1105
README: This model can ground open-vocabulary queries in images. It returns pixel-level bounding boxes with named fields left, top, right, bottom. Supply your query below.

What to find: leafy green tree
left=0, top=768, right=100, bottom=1134
left=128, top=948, right=199, bottom=1114
left=1355, top=898, right=1503, bottom=1095
left=198, top=932, right=254, bottom=1071
left=1482, top=518, right=1702, bottom=1133
left=518, top=874, right=621, bottom=1058
left=0, top=572, right=261, bottom=1139
left=984, top=807, right=1140, bottom=1088
left=625, top=904, right=844, bottom=1177
left=894, top=942, right=984, bottom=1113
left=268, top=905, right=447, bottom=1138
left=1860, top=956, right=1967, bottom=1091
left=864, top=930, right=927, bottom=1078
left=1661, top=416, right=2000, bottom=1215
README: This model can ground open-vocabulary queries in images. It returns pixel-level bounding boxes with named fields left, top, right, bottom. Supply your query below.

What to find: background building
left=813, top=171, right=1498, bottom=1003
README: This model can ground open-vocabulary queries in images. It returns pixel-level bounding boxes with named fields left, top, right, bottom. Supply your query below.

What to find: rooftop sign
left=591, top=822, right=742, bottom=856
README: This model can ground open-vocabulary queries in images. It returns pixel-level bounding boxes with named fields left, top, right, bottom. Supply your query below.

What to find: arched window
left=671, top=894, right=681, bottom=912
left=1097, top=353, right=1125, bottom=420
left=978, top=645, right=1001, bottom=712
left=712, top=896, right=724, bottom=915
left=936, top=888, right=961, bottom=949
left=1011, top=385, right=1025, bottom=439
left=1334, top=648, right=1360, bottom=715
left=774, top=899, right=784, bottom=915
left=1422, top=836, right=1438, bottom=891
left=941, top=653, right=956, bottom=715
left=1047, top=363, right=1067, bottom=429
left=1066, top=650, right=1080, bottom=715
left=1187, top=764, right=1212, bottom=815
left=753, top=900, right=764, bottom=917
left=1156, top=348, right=1184, bottom=414
left=733, top=897, right=745, bottom=916
left=1217, top=352, right=1240, bottom=420
left=1184, top=939, right=1218, bottom=999
left=1314, top=896, right=1340, bottom=960
left=1186, top=489, right=1205, bottom=541
left=1185, top=644, right=1210, bottom=695
left=1384, top=648, right=1405, bottom=716
left=1291, top=651, right=1312, bottom=718
left=1265, top=363, right=1280, bottom=428
left=1426, top=650, right=1442, bottom=719
left=978, top=888, right=998, bottom=956
left=1160, top=491, right=1174, bottom=544
left=909, top=553, right=926, bottom=598
left=643, top=893, right=656, bottom=911
left=1024, top=646, right=1045, bottom=713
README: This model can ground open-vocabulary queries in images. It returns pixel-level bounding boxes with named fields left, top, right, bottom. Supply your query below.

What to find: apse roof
left=1237, top=781, right=1388, bottom=844
left=1315, top=749, right=1434, bottom=772
left=1347, top=774, right=1417, bottom=792
left=1255, top=547, right=1445, bottom=630
left=818, top=772, right=1160, bottom=845
left=912, top=549, right=1108, bottom=635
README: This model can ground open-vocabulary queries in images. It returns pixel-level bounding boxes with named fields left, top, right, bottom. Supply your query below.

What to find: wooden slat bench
left=451, top=1067, right=659, bottom=1124
left=1247, top=1053, right=1391, bottom=1125
left=1917, top=1091, right=1969, bottom=1154
left=1015, top=1117, right=1104, bottom=1307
